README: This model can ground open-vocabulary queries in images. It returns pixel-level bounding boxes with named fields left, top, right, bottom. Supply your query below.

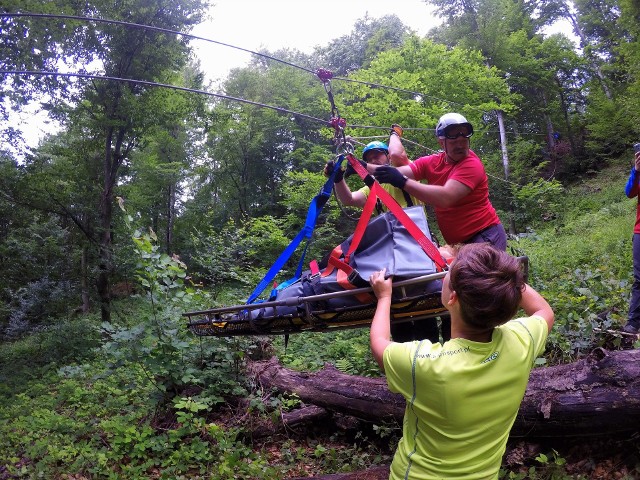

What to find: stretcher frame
left=184, top=271, right=448, bottom=337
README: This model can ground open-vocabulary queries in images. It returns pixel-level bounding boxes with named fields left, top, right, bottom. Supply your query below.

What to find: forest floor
left=211, top=393, right=640, bottom=479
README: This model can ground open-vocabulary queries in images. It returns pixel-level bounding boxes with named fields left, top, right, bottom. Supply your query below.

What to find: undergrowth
left=1, top=162, right=639, bottom=478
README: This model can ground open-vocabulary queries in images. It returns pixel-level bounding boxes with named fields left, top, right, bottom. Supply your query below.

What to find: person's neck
left=450, top=315, right=493, bottom=343
left=444, top=152, right=459, bottom=165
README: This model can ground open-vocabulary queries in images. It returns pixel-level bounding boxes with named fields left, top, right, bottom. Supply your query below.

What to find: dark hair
left=449, top=243, right=524, bottom=329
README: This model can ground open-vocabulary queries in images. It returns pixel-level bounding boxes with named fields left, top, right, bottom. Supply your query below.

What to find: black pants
left=391, top=315, right=451, bottom=343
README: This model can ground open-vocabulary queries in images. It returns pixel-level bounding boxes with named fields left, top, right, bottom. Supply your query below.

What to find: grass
left=1, top=160, right=638, bottom=478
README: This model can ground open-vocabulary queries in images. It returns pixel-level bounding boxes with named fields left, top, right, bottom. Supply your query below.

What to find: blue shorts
left=465, top=223, right=507, bottom=251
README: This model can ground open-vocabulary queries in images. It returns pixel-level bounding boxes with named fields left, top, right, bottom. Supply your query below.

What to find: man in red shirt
left=373, top=113, right=507, bottom=250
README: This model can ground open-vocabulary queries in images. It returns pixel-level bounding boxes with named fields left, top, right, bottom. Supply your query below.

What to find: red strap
left=336, top=268, right=376, bottom=303
left=346, top=154, right=447, bottom=271
left=309, top=259, right=320, bottom=276
left=343, top=190, right=378, bottom=264
left=321, top=244, right=343, bottom=277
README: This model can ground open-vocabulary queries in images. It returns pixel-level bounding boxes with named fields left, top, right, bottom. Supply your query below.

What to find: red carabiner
left=316, top=68, right=334, bottom=83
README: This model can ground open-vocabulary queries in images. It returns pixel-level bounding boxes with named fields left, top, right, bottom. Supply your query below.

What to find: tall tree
left=424, top=0, right=585, bottom=173
left=1, top=0, right=208, bottom=322
left=313, top=14, right=412, bottom=76
left=571, top=0, right=640, bottom=155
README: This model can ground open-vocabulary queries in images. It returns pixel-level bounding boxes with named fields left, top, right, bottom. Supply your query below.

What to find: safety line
left=0, top=12, right=317, bottom=76
left=0, top=70, right=329, bottom=125
left=1, top=12, right=486, bottom=116
left=0, top=69, right=436, bottom=148
left=1, top=14, right=549, bottom=145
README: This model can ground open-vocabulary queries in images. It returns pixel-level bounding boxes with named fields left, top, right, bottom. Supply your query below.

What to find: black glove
left=375, top=165, right=408, bottom=189
left=390, top=124, right=403, bottom=138
left=344, top=158, right=368, bottom=178
left=324, top=160, right=344, bottom=183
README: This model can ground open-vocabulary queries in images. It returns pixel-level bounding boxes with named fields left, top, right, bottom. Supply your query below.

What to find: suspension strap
left=345, top=153, right=448, bottom=271
left=246, top=157, right=345, bottom=304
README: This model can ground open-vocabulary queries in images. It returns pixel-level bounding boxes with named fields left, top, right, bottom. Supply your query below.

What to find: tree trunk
left=248, top=347, right=640, bottom=439
left=80, top=242, right=90, bottom=313
left=569, top=14, right=612, bottom=100
left=97, top=126, right=127, bottom=323
left=166, top=182, right=175, bottom=253
left=496, top=109, right=516, bottom=235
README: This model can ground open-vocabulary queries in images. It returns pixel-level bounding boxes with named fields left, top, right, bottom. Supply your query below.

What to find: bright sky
left=10, top=0, right=439, bottom=150
left=191, top=0, right=440, bottom=82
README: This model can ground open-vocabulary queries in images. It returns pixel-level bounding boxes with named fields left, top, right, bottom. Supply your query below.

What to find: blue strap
left=626, top=166, right=638, bottom=197
left=246, top=158, right=343, bottom=304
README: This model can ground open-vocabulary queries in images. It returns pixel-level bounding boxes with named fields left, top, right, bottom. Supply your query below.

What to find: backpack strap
left=246, top=157, right=345, bottom=304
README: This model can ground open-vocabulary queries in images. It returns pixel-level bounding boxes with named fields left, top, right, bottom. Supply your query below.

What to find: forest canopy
left=2, top=0, right=640, bottom=478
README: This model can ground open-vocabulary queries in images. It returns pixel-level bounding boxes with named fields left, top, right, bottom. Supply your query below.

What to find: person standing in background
left=623, top=143, right=640, bottom=334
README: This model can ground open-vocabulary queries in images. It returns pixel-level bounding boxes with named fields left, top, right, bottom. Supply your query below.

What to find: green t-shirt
left=383, top=315, right=548, bottom=480
left=358, top=183, right=422, bottom=211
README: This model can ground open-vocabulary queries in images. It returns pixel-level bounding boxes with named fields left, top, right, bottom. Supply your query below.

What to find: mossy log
left=248, top=348, right=640, bottom=439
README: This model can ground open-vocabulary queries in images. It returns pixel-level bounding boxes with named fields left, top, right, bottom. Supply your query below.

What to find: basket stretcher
left=184, top=271, right=448, bottom=337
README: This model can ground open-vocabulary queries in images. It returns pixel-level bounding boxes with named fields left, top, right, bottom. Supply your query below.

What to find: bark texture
left=248, top=348, right=640, bottom=439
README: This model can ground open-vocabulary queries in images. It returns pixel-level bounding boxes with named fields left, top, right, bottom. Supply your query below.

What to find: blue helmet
left=362, top=141, right=389, bottom=161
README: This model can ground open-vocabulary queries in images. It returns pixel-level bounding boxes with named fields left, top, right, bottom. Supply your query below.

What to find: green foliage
left=583, top=90, right=636, bottom=160
left=189, top=215, right=295, bottom=300
left=500, top=449, right=575, bottom=479
left=511, top=164, right=634, bottom=362
left=0, top=362, right=276, bottom=479
left=277, top=329, right=380, bottom=377
left=512, top=178, right=565, bottom=228
left=339, top=37, right=517, bottom=157
left=102, top=208, right=251, bottom=407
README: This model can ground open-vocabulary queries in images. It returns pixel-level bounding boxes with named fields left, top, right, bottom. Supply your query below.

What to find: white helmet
left=435, top=113, right=474, bottom=138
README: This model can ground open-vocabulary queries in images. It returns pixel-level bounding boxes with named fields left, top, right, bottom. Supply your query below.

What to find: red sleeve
left=448, top=151, right=485, bottom=189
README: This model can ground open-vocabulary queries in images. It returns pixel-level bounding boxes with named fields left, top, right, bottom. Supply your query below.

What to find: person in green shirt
left=369, top=243, right=554, bottom=479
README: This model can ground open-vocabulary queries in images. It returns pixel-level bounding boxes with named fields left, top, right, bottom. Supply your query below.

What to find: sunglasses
left=443, top=129, right=473, bottom=140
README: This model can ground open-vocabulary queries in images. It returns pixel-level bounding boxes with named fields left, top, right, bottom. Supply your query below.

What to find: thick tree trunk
left=248, top=348, right=640, bottom=439
left=97, top=126, right=128, bottom=323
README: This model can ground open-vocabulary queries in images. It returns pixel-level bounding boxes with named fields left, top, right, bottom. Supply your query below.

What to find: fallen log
left=248, top=348, right=640, bottom=438
left=289, top=465, right=390, bottom=480
left=281, top=405, right=329, bottom=428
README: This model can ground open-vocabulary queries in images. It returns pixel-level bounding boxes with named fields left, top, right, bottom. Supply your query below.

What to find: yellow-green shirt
left=383, top=316, right=548, bottom=479
left=358, top=183, right=423, bottom=211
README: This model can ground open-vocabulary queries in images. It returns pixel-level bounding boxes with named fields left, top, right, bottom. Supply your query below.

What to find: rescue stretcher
left=183, top=256, right=527, bottom=337
left=184, top=271, right=448, bottom=337
left=183, top=158, right=528, bottom=338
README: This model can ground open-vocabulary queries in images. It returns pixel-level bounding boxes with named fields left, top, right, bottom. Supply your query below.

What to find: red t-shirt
left=409, top=150, right=500, bottom=244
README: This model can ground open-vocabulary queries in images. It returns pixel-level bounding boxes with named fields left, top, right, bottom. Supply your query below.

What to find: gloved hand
left=375, top=165, right=408, bottom=189
left=344, top=158, right=368, bottom=178
left=390, top=124, right=403, bottom=138
left=324, top=160, right=344, bottom=183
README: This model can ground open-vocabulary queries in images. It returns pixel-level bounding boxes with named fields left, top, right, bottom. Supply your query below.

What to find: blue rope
left=246, top=158, right=344, bottom=304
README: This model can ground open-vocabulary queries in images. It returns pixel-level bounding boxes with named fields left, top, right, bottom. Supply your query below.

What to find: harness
left=245, top=70, right=447, bottom=307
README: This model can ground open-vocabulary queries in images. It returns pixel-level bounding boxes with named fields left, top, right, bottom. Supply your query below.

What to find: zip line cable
left=0, top=69, right=438, bottom=143
left=0, top=70, right=330, bottom=125
left=1, top=12, right=318, bottom=77
left=2, top=13, right=549, bottom=147
left=1, top=12, right=489, bottom=118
